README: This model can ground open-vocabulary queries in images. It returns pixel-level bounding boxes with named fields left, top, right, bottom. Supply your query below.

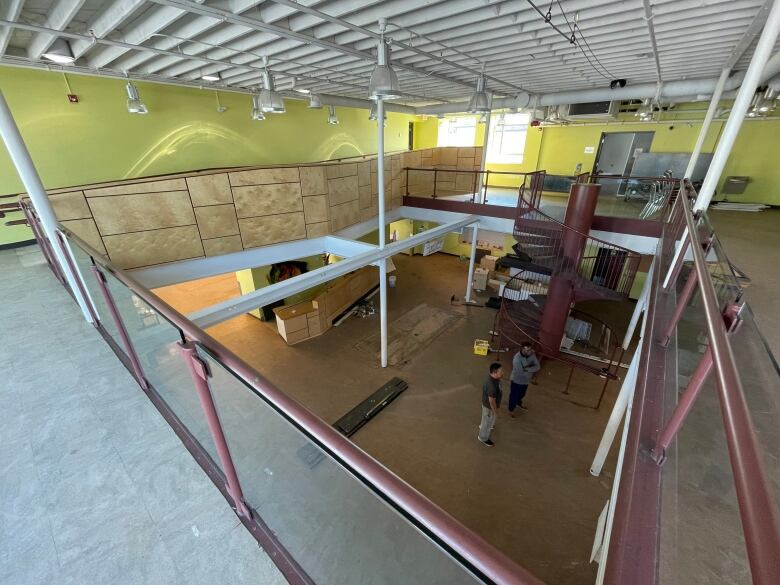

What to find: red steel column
left=538, top=183, right=601, bottom=354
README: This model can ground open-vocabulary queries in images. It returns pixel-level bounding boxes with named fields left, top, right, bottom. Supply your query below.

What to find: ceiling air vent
left=563, top=101, right=618, bottom=119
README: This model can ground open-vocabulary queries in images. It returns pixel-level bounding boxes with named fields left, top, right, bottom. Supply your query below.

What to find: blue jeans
left=508, top=381, right=528, bottom=412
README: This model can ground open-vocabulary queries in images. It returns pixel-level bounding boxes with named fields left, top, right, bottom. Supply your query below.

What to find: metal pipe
left=680, top=187, right=780, bottom=583
left=622, top=260, right=654, bottom=350
left=591, top=342, right=641, bottom=477
left=0, top=89, right=94, bottom=323
left=642, top=0, right=663, bottom=85
left=684, top=67, right=730, bottom=178
left=465, top=224, right=479, bottom=303
left=477, top=112, right=490, bottom=201
left=377, top=97, right=388, bottom=368
left=179, top=341, right=251, bottom=518
left=695, top=0, right=780, bottom=212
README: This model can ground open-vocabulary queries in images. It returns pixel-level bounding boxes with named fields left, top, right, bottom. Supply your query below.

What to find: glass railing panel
left=100, top=270, right=222, bottom=470
left=657, top=260, right=750, bottom=584
left=591, top=176, right=674, bottom=220
left=196, top=344, right=484, bottom=585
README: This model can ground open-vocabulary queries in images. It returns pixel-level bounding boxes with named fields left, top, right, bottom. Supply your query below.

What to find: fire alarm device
left=67, top=94, right=79, bottom=103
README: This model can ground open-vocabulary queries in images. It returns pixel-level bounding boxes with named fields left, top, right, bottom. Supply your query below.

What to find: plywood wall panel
left=186, top=174, right=233, bottom=206
left=328, top=175, right=359, bottom=206
left=305, top=221, right=329, bottom=238
left=203, top=235, right=243, bottom=257
left=299, top=166, right=328, bottom=196
left=229, top=167, right=300, bottom=186
left=357, top=162, right=370, bottom=187
left=239, top=212, right=306, bottom=248
left=85, top=178, right=187, bottom=197
left=103, top=225, right=204, bottom=269
left=89, top=191, right=196, bottom=235
left=330, top=200, right=360, bottom=232
left=233, top=183, right=303, bottom=218
left=194, top=204, right=239, bottom=239
left=50, top=191, right=90, bottom=221
left=302, top=195, right=328, bottom=224
left=60, top=218, right=106, bottom=255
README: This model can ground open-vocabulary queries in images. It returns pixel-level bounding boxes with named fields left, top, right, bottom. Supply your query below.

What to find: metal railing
left=404, top=167, right=546, bottom=204
left=20, top=202, right=543, bottom=585
left=604, top=180, right=780, bottom=584
left=588, top=173, right=680, bottom=220
left=515, top=193, right=642, bottom=297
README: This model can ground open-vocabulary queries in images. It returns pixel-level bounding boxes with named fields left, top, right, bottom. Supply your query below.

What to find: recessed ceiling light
left=202, top=72, right=220, bottom=82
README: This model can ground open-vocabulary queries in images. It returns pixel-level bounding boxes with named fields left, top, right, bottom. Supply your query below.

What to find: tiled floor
left=0, top=246, right=286, bottom=585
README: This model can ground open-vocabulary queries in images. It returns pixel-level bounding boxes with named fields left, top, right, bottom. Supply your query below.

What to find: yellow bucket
left=473, top=339, right=490, bottom=356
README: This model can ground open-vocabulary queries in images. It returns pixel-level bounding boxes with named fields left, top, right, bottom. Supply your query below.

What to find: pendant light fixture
left=496, top=112, right=506, bottom=127
left=368, top=101, right=387, bottom=125
left=368, top=19, right=402, bottom=100
left=327, top=105, right=339, bottom=125
left=125, top=82, right=148, bottom=114
left=308, top=93, right=323, bottom=109
left=467, top=67, right=491, bottom=114
left=251, top=95, right=265, bottom=120
left=259, top=58, right=285, bottom=113
left=42, top=38, right=75, bottom=64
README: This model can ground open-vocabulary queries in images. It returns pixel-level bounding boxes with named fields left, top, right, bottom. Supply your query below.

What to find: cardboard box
left=473, top=267, right=489, bottom=291
left=480, top=255, right=498, bottom=271
left=487, top=278, right=501, bottom=292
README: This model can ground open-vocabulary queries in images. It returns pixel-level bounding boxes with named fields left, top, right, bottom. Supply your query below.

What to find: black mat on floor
left=296, top=378, right=409, bottom=468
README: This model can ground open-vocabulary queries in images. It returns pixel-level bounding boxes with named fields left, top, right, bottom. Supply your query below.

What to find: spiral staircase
left=493, top=187, right=643, bottom=386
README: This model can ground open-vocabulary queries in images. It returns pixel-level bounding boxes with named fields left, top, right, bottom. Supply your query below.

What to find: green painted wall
left=429, top=109, right=779, bottom=203
left=0, top=66, right=415, bottom=244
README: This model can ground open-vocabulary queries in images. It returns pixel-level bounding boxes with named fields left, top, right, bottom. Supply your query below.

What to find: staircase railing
left=515, top=193, right=642, bottom=297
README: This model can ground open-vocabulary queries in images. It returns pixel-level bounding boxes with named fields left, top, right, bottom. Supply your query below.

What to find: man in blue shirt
left=509, top=342, right=540, bottom=416
left=478, top=362, right=503, bottom=447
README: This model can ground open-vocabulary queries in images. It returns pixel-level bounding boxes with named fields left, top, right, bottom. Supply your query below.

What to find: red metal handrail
left=57, top=225, right=544, bottom=585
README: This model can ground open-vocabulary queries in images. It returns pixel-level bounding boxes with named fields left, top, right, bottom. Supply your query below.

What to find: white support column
left=622, top=260, right=654, bottom=349
left=694, top=0, right=780, bottom=212
left=464, top=224, right=479, bottom=303
left=590, top=347, right=641, bottom=477
left=477, top=112, right=490, bottom=202
left=684, top=68, right=730, bottom=178
left=377, top=97, right=388, bottom=367
left=0, top=90, right=94, bottom=323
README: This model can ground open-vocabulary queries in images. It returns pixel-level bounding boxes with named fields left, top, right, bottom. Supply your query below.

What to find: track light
left=42, top=38, right=75, bottom=64
left=125, top=82, right=148, bottom=114
left=259, top=63, right=285, bottom=113
left=467, top=70, right=491, bottom=114
left=635, top=98, right=654, bottom=121
left=368, top=19, right=402, bottom=100
left=327, top=105, right=339, bottom=125
left=308, top=93, right=323, bottom=109
left=251, top=95, right=265, bottom=120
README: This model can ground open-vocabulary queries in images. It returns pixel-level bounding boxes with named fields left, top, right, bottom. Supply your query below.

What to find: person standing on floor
left=478, top=362, right=503, bottom=447
left=509, top=342, right=540, bottom=416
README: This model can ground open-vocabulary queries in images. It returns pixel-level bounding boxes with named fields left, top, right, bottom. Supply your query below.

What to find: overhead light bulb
left=467, top=72, right=491, bottom=114
left=368, top=20, right=402, bottom=100
left=202, top=72, right=221, bottom=82
left=259, top=67, right=285, bottom=113
left=125, top=82, right=148, bottom=114
left=42, top=38, right=75, bottom=64
left=251, top=95, right=265, bottom=120
left=308, top=93, right=323, bottom=109
left=327, top=105, right=339, bottom=125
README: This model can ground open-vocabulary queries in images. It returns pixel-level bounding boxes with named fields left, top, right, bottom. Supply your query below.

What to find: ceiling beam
left=0, top=0, right=24, bottom=56
left=70, top=0, right=146, bottom=60
left=26, top=0, right=87, bottom=60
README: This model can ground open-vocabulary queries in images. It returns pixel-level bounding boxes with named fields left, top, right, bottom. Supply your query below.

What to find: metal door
left=593, top=132, right=654, bottom=195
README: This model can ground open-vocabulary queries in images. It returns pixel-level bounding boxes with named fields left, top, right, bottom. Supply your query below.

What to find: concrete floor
left=0, top=246, right=285, bottom=585
left=709, top=208, right=780, bottom=358
left=156, top=252, right=629, bottom=585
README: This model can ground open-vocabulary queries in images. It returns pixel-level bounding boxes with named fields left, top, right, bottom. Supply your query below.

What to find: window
left=486, top=112, right=530, bottom=163
left=437, top=117, right=477, bottom=147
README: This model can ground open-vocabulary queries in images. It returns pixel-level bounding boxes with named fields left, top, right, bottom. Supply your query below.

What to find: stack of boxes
left=472, top=254, right=510, bottom=294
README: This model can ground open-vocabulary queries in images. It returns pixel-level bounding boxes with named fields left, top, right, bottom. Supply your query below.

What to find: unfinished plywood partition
left=29, top=147, right=477, bottom=269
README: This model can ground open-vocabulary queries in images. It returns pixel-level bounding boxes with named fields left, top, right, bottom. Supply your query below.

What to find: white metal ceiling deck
left=0, top=0, right=777, bottom=106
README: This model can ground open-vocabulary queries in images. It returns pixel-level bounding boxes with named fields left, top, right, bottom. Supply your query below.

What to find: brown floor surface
left=155, top=253, right=631, bottom=585
left=709, top=208, right=780, bottom=359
